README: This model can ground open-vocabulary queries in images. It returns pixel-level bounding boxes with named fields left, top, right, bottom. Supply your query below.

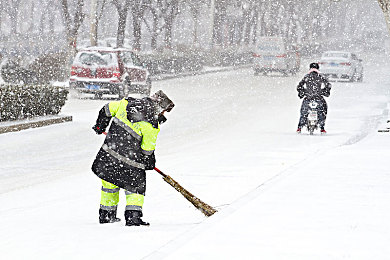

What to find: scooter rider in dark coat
left=296, top=63, right=332, bottom=134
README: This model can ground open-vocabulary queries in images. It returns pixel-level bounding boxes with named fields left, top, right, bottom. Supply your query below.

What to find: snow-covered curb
left=0, top=115, right=72, bottom=134
left=151, top=64, right=252, bottom=81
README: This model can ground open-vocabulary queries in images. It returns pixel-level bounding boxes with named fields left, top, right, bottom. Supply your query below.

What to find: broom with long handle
left=100, top=130, right=217, bottom=217
left=153, top=167, right=217, bottom=217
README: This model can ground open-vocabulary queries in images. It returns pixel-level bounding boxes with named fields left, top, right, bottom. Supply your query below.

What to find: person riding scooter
left=296, top=62, right=332, bottom=134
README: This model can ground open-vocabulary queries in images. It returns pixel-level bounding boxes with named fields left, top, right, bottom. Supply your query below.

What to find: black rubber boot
left=125, top=210, right=150, bottom=226
left=99, top=209, right=121, bottom=224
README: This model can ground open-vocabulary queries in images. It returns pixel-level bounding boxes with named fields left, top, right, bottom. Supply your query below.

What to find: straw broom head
left=163, top=175, right=217, bottom=217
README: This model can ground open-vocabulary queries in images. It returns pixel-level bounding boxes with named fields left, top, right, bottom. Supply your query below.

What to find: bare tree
left=158, top=0, right=179, bottom=49
left=241, top=0, right=258, bottom=46
left=378, top=0, right=390, bottom=34
left=285, top=1, right=299, bottom=44
left=90, top=0, right=108, bottom=46
left=131, top=0, right=150, bottom=51
left=212, top=0, right=228, bottom=46
left=142, top=5, right=159, bottom=50
left=112, top=0, right=131, bottom=47
left=187, top=0, right=203, bottom=46
left=39, top=0, right=57, bottom=36
left=3, top=0, right=22, bottom=37
left=60, top=0, right=85, bottom=55
left=141, top=0, right=180, bottom=50
left=0, top=1, right=3, bottom=33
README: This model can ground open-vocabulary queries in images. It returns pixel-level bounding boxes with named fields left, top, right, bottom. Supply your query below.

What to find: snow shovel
left=99, top=130, right=217, bottom=217
left=153, top=167, right=217, bottom=217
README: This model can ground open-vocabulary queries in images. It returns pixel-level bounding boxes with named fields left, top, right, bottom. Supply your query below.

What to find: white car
left=319, top=51, right=363, bottom=82
left=252, top=37, right=300, bottom=76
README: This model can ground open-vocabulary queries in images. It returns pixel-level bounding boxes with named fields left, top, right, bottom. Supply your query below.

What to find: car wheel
left=358, top=73, right=363, bottom=82
left=69, top=82, right=82, bottom=99
left=119, top=77, right=131, bottom=98
left=350, top=71, right=357, bottom=82
left=94, top=92, right=103, bottom=99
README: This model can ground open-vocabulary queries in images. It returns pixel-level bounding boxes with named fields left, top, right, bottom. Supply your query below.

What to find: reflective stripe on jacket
left=92, top=97, right=160, bottom=193
left=102, top=98, right=160, bottom=169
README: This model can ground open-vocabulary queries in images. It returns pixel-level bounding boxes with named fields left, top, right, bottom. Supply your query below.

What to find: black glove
left=158, top=114, right=167, bottom=124
left=143, top=153, right=156, bottom=170
left=321, top=87, right=331, bottom=97
left=298, top=90, right=305, bottom=99
left=92, top=125, right=104, bottom=135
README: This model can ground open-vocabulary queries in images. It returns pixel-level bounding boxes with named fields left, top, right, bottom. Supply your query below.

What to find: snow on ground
left=0, top=53, right=389, bottom=260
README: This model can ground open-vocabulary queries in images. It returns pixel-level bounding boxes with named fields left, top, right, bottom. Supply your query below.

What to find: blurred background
left=0, top=0, right=388, bottom=83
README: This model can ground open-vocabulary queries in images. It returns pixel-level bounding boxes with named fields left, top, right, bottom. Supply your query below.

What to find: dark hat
left=309, top=62, right=319, bottom=70
left=151, top=90, right=175, bottom=112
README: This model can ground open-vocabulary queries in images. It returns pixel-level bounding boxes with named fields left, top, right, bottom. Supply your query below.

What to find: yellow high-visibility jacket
left=92, top=97, right=160, bottom=194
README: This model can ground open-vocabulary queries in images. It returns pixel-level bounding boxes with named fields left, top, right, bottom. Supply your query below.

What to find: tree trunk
left=213, top=1, right=227, bottom=46
left=164, top=17, right=173, bottom=48
left=163, top=0, right=179, bottom=49
left=7, top=1, right=21, bottom=37
left=29, top=1, right=35, bottom=32
left=150, top=8, right=158, bottom=50
left=243, top=8, right=252, bottom=46
left=39, top=5, right=46, bottom=35
left=131, top=0, right=148, bottom=51
left=49, top=4, right=55, bottom=35
left=252, top=7, right=259, bottom=45
left=112, top=0, right=131, bottom=48
left=260, top=11, right=266, bottom=37
left=378, top=0, right=390, bottom=35
left=89, top=0, right=98, bottom=46
left=117, top=11, right=127, bottom=47
left=60, top=0, right=85, bottom=73
left=133, top=17, right=142, bottom=50
left=189, top=3, right=200, bottom=45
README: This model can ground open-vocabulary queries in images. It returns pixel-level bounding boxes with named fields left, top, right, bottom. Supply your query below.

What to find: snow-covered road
left=1, top=53, right=389, bottom=259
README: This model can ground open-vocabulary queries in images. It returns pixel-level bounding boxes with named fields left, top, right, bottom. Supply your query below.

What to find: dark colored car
left=69, top=47, right=151, bottom=98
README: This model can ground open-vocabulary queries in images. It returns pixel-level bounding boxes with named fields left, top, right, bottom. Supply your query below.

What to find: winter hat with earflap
left=150, top=90, right=175, bottom=114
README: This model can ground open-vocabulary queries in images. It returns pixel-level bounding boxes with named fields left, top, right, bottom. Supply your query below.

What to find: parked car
left=69, top=47, right=151, bottom=98
left=252, top=37, right=300, bottom=76
left=319, top=51, right=363, bottom=82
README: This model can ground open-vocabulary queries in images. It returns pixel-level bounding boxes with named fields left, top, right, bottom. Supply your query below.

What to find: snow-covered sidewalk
left=160, top=129, right=390, bottom=260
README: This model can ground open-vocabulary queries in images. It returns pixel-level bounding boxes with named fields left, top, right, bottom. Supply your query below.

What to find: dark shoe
left=99, top=209, right=121, bottom=224
left=125, top=210, right=150, bottom=226
left=320, top=129, right=327, bottom=134
left=296, top=127, right=301, bottom=133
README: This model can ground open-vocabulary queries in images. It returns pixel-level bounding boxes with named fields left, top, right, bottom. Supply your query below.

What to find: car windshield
left=77, top=52, right=116, bottom=66
left=322, top=52, right=349, bottom=58
left=119, top=51, right=142, bottom=67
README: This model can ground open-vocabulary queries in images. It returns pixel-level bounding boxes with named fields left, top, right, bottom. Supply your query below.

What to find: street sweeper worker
left=91, top=90, right=174, bottom=226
